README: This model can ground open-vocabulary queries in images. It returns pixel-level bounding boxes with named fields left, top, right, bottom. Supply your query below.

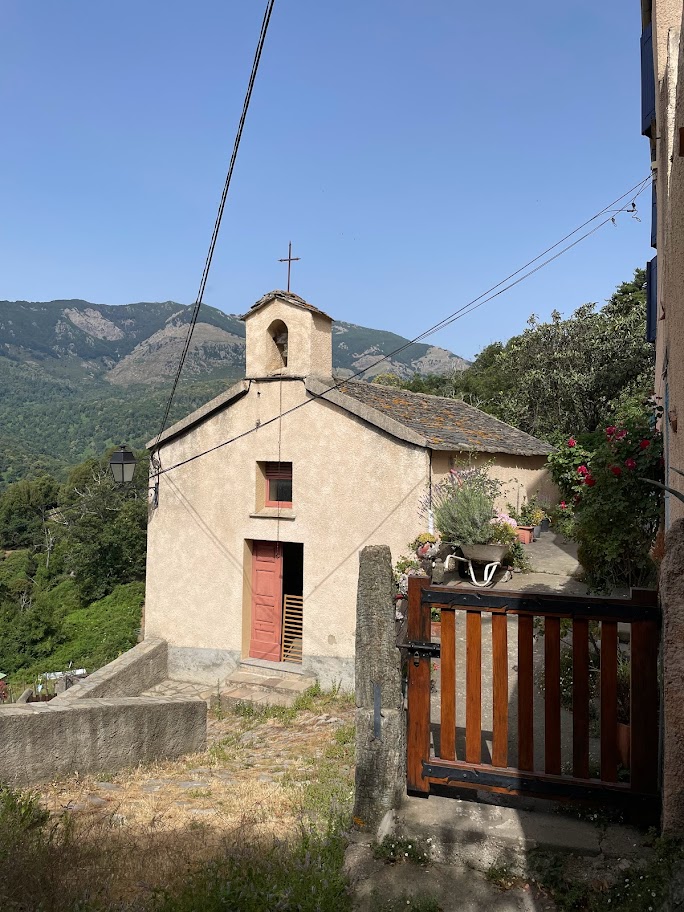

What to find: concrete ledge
left=54, top=638, right=167, bottom=703
left=0, top=695, right=206, bottom=785
left=397, top=794, right=602, bottom=869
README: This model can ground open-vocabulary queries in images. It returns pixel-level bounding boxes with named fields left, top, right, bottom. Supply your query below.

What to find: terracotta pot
left=430, top=621, right=441, bottom=639
left=617, top=722, right=630, bottom=769
left=516, top=526, right=534, bottom=545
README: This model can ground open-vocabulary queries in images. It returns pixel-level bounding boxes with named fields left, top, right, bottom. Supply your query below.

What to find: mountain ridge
left=0, top=298, right=469, bottom=487
left=0, top=297, right=469, bottom=382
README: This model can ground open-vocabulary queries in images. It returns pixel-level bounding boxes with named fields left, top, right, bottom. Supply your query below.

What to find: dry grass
left=2, top=688, right=356, bottom=910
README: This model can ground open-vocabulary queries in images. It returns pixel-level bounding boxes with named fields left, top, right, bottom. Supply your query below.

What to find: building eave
left=147, top=379, right=251, bottom=451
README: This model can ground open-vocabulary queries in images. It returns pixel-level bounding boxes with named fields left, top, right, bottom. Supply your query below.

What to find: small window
left=265, top=462, right=293, bottom=507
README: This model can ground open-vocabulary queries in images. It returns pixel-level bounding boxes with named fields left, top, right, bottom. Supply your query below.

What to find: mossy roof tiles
left=336, top=380, right=555, bottom=456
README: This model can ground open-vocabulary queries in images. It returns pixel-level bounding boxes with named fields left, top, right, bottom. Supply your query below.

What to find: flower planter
left=460, top=543, right=509, bottom=564
left=540, top=518, right=551, bottom=533
left=515, top=526, right=534, bottom=545
left=430, top=621, right=441, bottom=640
left=533, top=524, right=542, bottom=540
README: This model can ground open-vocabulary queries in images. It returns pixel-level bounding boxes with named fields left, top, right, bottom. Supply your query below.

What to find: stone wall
left=0, top=638, right=207, bottom=786
left=0, top=695, right=206, bottom=786
left=661, top=517, right=684, bottom=834
left=53, top=638, right=167, bottom=703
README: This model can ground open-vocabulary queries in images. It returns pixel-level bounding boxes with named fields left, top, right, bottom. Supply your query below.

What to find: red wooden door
left=250, top=541, right=283, bottom=661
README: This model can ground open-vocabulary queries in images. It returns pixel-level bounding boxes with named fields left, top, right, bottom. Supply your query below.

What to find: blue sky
left=0, top=1, right=650, bottom=360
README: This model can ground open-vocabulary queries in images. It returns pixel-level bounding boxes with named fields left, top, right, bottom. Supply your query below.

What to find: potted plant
left=507, top=502, right=534, bottom=544
left=432, top=466, right=517, bottom=563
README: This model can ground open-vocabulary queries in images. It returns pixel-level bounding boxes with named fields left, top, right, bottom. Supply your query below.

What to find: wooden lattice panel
left=281, top=594, right=303, bottom=664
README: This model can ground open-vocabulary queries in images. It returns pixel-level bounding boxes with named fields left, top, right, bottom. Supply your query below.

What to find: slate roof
left=335, top=380, right=555, bottom=456
left=241, top=290, right=333, bottom=321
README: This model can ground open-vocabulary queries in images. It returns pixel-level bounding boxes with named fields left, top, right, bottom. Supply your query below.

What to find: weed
left=186, top=788, right=212, bottom=799
left=485, top=862, right=520, bottom=890
left=149, top=827, right=352, bottom=912
left=528, top=837, right=684, bottom=911
left=373, top=835, right=431, bottom=866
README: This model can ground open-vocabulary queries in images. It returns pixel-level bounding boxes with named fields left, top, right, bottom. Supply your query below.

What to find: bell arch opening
left=268, top=319, right=289, bottom=369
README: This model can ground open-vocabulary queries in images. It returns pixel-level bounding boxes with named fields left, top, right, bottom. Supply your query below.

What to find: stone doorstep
left=224, top=667, right=317, bottom=696
left=396, top=795, right=647, bottom=871
left=217, top=686, right=296, bottom=709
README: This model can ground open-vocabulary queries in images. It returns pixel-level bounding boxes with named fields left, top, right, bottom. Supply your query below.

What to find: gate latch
left=397, top=640, right=441, bottom=666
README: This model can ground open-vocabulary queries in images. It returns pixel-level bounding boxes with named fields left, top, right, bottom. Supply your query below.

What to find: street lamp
left=109, top=445, right=136, bottom=484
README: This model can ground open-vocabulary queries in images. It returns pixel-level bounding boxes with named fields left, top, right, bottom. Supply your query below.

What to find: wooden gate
left=404, top=576, right=661, bottom=817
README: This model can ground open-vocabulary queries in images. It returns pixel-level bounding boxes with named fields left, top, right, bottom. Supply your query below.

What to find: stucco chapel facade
left=144, top=291, right=555, bottom=688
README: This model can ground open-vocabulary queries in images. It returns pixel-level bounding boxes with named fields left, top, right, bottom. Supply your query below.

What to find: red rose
left=625, top=458, right=637, bottom=470
left=606, top=426, right=617, bottom=436
left=568, top=438, right=576, bottom=447
left=577, top=465, right=589, bottom=476
left=640, top=439, right=651, bottom=449
left=615, top=429, right=627, bottom=440
left=609, top=465, right=622, bottom=477
left=584, top=475, right=596, bottom=487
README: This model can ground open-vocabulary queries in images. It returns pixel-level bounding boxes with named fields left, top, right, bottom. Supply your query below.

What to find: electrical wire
left=155, top=175, right=652, bottom=477
left=153, top=0, right=277, bottom=448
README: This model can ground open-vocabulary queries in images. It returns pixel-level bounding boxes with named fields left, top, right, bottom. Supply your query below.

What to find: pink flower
left=614, top=429, right=627, bottom=440
left=606, top=426, right=617, bottom=436
left=609, top=465, right=622, bottom=477
left=640, top=439, right=651, bottom=450
left=560, top=501, right=567, bottom=509
left=625, top=458, right=637, bottom=470
left=568, top=438, right=577, bottom=448
left=577, top=465, right=589, bottom=476
left=584, top=475, right=596, bottom=487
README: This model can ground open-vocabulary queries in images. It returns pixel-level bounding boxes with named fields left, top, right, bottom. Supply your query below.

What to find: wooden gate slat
left=600, top=621, right=618, bottom=783
left=492, top=613, right=508, bottom=768
left=440, top=609, right=456, bottom=762
left=630, top=619, right=660, bottom=793
left=518, top=614, right=534, bottom=771
left=407, top=576, right=431, bottom=794
left=466, top=611, right=482, bottom=764
left=545, top=617, right=562, bottom=775
left=572, top=619, right=590, bottom=779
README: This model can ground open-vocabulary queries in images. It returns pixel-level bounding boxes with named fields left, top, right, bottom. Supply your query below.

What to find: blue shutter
left=641, top=23, right=656, bottom=135
left=646, top=256, right=657, bottom=343
left=651, top=180, right=657, bottom=248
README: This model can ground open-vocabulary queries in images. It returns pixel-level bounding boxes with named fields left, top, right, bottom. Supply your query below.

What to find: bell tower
left=242, top=291, right=333, bottom=379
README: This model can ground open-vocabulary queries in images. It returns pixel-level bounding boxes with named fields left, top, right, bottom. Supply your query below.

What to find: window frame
left=264, top=462, right=293, bottom=508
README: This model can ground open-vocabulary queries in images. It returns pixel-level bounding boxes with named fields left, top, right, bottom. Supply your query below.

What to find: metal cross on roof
left=278, top=241, right=300, bottom=292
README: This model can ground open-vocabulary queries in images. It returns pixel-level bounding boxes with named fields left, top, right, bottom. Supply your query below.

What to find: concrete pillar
left=353, top=545, right=405, bottom=836
left=660, top=518, right=684, bottom=834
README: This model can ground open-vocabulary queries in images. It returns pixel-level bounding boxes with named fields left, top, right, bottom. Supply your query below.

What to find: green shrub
left=548, top=417, right=663, bottom=592
left=40, top=582, right=144, bottom=673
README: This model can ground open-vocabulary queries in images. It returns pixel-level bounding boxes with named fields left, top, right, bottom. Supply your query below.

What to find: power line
left=156, top=175, right=652, bottom=477
left=153, top=0, right=277, bottom=448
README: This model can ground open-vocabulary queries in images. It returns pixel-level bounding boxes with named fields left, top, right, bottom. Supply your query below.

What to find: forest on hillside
left=0, top=451, right=148, bottom=688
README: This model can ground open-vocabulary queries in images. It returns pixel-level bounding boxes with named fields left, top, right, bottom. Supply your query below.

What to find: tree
left=57, top=451, right=149, bottom=602
left=397, top=269, right=654, bottom=442
left=0, top=475, right=60, bottom=549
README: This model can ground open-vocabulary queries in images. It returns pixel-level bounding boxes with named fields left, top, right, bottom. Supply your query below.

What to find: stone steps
left=217, top=665, right=317, bottom=709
